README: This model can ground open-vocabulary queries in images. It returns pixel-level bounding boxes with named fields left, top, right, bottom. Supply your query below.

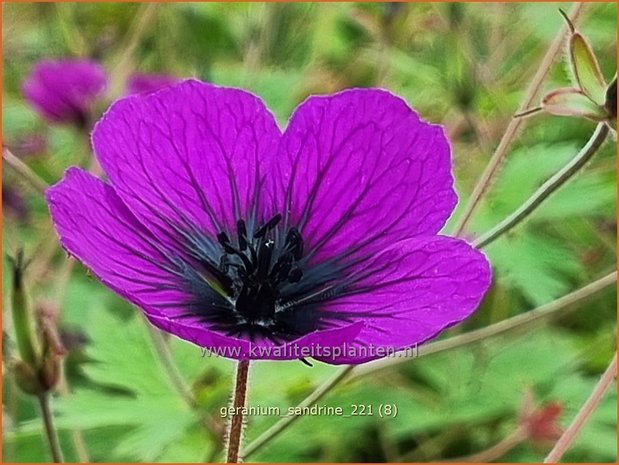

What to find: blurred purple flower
left=125, top=73, right=178, bottom=95
left=47, top=80, right=491, bottom=364
left=3, top=185, right=29, bottom=223
left=22, top=59, right=107, bottom=127
left=9, top=134, right=48, bottom=159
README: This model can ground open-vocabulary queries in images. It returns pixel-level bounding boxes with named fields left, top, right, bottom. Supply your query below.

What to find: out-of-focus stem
left=226, top=360, right=250, bottom=463
left=451, top=2, right=586, bottom=237
left=37, top=393, right=64, bottom=463
left=2, top=147, right=48, bottom=195
left=473, top=122, right=609, bottom=249
left=243, top=271, right=616, bottom=458
left=108, top=3, right=159, bottom=97
left=544, top=352, right=617, bottom=463
left=56, top=379, right=90, bottom=462
left=145, top=323, right=195, bottom=407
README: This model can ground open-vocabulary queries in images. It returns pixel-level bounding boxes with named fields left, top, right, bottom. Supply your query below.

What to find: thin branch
left=544, top=352, right=617, bottom=463
left=3, top=147, right=48, bottom=195
left=37, top=393, right=64, bottom=463
left=451, top=2, right=586, bottom=237
left=243, top=271, right=616, bottom=458
left=473, top=122, right=610, bottom=249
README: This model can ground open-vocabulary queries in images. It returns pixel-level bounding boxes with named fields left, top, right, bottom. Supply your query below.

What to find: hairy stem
left=451, top=2, right=585, bottom=236
left=37, top=393, right=64, bottom=463
left=226, top=360, right=250, bottom=463
left=544, top=352, right=617, bottom=463
left=473, top=123, right=609, bottom=248
left=243, top=271, right=616, bottom=458
left=2, top=147, right=48, bottom=195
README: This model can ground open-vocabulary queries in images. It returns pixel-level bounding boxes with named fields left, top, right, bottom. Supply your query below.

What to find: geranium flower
left=46, top=80, right=491, bottom=364
left=22, top=59, right=107, bottom=127
left=125, top=73, right=178, bottom=95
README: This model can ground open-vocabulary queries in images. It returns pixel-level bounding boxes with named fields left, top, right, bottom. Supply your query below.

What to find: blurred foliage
left=2, top=2, right=617, bottom=463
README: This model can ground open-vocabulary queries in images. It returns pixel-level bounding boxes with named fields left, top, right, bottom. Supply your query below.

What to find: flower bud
left=38, top=303, right=66, bottom=391
left=12, top=360, right=45, bottom=395
left=518, top=390, right=563, bottom=447
left=9, top=251, right=39, bottom=367
left=8, top=255, right=66, bottom=395
left=530, top=11, right=612, bottom=124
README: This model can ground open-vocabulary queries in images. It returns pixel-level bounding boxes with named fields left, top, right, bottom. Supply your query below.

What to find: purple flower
left=46, top=80, right=491, bottom=364
left=22, top=59, right=107, bottom=126
left=125, top=73, right=178, bottom=95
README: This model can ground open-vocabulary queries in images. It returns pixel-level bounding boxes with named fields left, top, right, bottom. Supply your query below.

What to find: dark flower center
left=216, top=214, right=305, bottom=325
left=172, top=212, right=347, bottom=343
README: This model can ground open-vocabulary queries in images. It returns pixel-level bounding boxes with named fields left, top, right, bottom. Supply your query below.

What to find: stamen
left=217, top=232, right=230, bottom=246
left=236, top=220, right=248, bottom=251
left=288, top=267, right=303, bottom=283
left=254, top=214, right=282, bottom=239
left=286, top=228, right=304, bottom=260
left=257, top=240, right=274, bottom=280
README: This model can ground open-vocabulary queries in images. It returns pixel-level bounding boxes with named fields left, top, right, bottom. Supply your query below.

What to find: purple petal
left=125, top=73, right=178, bottom=95
left=92, top=80, right=281, bottom=248
left=22, top=59, right=107, bottom=125
left=313, top=235, right=491, bottom=364
left=273, top=88, right=457, bottom=265
left=46, top=168, right=191, bottom=319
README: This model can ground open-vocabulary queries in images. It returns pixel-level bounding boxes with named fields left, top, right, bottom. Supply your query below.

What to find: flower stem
left=451, top=2, right=585, bottom=237
left=2, top=147, right=48, bottom=195
left=243, top=271, right=616, bottom=458
left=226, top=360, right=250, bottom=463
left=544, top=352, right=617, bottom=463
left=36, top=393, right=64, bottom=463
left=473, top=122, right=609, bottom=249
